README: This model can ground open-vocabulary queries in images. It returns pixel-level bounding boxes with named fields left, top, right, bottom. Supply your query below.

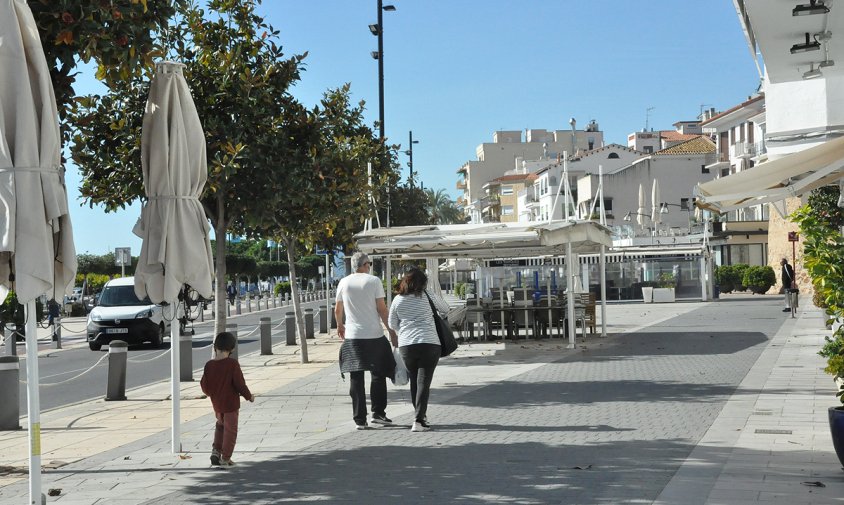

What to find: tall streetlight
left=405, top=130, right=419, bottom=184
left=369, top=1, right=395, bottom=141
left=369, top=1, right=395, bottom=225
left=659, top=202, right=693, bottom=232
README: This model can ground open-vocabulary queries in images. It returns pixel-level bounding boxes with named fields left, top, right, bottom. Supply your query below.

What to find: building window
left=680, top=198, right=689, bottom=210
left=501, top=185, right=514, bottom=196
left=603, top=198, right=613, bottom=212
left=701, top=164, right=709, bottom=174
left=643, top=146, right=653, bottom=154
left=502, top=205, right=514, bottom=216
left=608, top=152, right=620, bottom=159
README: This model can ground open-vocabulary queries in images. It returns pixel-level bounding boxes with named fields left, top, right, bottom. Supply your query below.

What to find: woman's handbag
left=425, top=293, right=458, bottom=357
left=392, top=348, right=409, bottom=386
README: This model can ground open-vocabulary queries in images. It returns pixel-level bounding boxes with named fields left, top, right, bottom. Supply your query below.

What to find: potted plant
left=742, top=265, right=776, bottom=294
left=814, top=285, right=833, bottom=330
left=792, top=186, right=844, bottom=467
left=653, top=273, right=676, bottom=303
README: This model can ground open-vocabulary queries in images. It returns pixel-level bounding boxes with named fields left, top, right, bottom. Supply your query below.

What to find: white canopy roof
left=354, top=220, right=613, bottom=259
left=694, top=135, right=844, bottom=213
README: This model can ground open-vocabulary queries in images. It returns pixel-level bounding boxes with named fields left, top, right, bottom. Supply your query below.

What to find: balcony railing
left=732, top=141, right=755, bottom=158
left=456, top=180, right=466, bottom=190
left=753, top=141, right=767, bottom=157
left=705, top=152, right=730, bottom=166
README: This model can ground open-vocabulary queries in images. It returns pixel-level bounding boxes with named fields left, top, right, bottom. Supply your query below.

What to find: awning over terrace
left=354, top=220, right=613, bottom=259
left=694, top=135, right=844, bottom=213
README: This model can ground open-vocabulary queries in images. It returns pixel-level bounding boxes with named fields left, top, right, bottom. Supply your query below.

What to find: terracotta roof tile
left=660, top=131, right=700, bottom=142
left=492, top=173, right=538, bottom=183
left=653, top=136, right=715, bottom=155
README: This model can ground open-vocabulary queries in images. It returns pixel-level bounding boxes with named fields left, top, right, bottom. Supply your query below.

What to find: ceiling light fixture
left=820, top=59, right=836, bottom=68
left=791, top=32, right=821, bottom=53
left=803, top=63, right=823, bottom=79
left=793, top=0, right=830, bottom=16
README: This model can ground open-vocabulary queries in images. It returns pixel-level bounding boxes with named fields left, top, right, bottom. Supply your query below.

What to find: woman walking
left=388, top=268, right=449, bottom=432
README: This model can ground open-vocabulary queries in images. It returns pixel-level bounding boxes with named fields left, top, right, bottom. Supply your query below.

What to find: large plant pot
left=653, top=287, right=675, bottom=303
left=641, top=287, right=653, bottom=303
left=829, top=407, right=844, bottom=467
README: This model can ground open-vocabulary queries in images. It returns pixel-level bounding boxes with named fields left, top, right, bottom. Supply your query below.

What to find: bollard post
left=4, top=326, right=16, bottom=356
left=200, top=303, right=205, bottom=322
left=272, top=295, right=277, bottom=309
left=236, top=298, right=242, bottom=315
left=331, top=303, right=337, bottom=329
left=226, top=323, right=239, bottom=360
left=246, top=295, right=252, bottom=313
left=285, top=312, right=296, bottom=345
left=105, top=340, right=128, bottom=401
left=260, top=317, right=272, bottom=355
left=53, top=315, right=62, bottom=349
left=318, top=306, right=327, bottom=334
left=180, top=334, right=193, bottom=382
left=0, top=356, right=21, bottom=430
left=304, top=308, right=315, bottom=339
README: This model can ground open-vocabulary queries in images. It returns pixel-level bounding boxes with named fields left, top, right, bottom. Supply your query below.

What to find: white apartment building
left=457, top=122, right=605, bottom=222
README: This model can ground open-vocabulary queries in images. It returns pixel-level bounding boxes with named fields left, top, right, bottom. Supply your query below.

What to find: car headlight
left=90, top=313, right=102, bottom=322
left=136, top=309, right=153, bottom=319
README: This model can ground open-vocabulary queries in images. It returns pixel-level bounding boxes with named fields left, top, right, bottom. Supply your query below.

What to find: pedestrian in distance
left=226, top=283, right=236, bottom=306
left=388, top=268, right=448, bottom=432
left=200, top=331, right=254, bottom=466
left=780, top=258, right=795, bottom=312
left=335, top=252, right=398, bottom=430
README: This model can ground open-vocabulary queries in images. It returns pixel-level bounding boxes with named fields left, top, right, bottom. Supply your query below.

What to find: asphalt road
left=9, top=298, right=331, bottom=414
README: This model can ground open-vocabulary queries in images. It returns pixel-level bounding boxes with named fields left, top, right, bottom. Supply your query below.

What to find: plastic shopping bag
left=392, top=348, right=409, bottom=386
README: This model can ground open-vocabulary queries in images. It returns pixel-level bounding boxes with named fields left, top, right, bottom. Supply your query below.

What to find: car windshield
left=98, top=285, right=152, bottom=307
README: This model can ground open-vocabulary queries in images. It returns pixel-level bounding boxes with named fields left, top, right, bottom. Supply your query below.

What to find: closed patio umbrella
left=637, top=183, right=646, bottom=228
left=134, top=61, right=213, bottom=452
left=651, top=178, right=661, bottom=226
left=0, top=0, right=78, bottom=502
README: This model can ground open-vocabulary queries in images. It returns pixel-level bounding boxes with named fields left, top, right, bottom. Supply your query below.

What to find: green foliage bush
left=742, top=265, right=776, bottom=294
left=455, top=282, right=466, bottom=299
left=715, top=264, right=749, bottom=293
left=274, top=282, right=291, bottom=296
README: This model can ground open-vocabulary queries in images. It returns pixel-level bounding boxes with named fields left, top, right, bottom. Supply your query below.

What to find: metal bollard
left=285, top=312, right=296, bottom=345
left=260, top=317, right=272, bottom=355
left=285, top=292, right=289, bottom=305
left=246, top=295, right=252, bottom=313
left=331, top=303, right=337, bottom=329
left=318, top=306, right=328, bottom=334
left=226, top=323, right=239, bottom=361
left=200, top=303, right=205, bottom=322
left=272, top=295, right=277, bottom=309
left=305, top=308, right=315, bottom=339
left=4, top=327, right=16, bottom=356
left=180, top=334, right=193, bottom=382
left=105, top=340, right=128, bottom=401
left=0, top=356, right=21, bottom=430
left=54, top=315, right=62, bottom=349
left=236, top=298, right=242, bottom=315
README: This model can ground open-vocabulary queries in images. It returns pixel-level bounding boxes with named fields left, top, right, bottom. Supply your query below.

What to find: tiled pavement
left=1, top=294, right=843, bottom=504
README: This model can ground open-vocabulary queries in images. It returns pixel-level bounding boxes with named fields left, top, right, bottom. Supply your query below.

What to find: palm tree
left=425, top=188, right=464, bottom=224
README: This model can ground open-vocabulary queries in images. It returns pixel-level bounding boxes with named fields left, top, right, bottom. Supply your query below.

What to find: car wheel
left=151, top=323, right=165, bottom=349
left=89, top=342, right=102, bottom=351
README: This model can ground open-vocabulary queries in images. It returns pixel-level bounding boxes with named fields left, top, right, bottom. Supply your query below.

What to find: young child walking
left=200, top=331, right=254, bottom=466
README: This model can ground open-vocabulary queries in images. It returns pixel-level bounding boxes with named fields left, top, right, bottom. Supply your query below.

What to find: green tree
left=29, top=0, right=182, bottom=142
left=387, top=181, right=430, bottom=226
left=425, top=188, right=464, bottom=224
left=70, top=0, right=309, bottom=336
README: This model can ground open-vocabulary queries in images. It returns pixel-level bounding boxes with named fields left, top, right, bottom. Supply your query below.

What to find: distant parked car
left=86, top=277, right=171, bottom=351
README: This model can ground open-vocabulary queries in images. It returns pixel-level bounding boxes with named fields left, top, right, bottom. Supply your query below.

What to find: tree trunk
left=283, top=235, right=309, bottom=363
left=213, top=193, right=228, bottom=338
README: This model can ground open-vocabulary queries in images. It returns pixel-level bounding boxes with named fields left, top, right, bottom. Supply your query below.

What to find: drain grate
left=755, top=428, right=792, bottom=434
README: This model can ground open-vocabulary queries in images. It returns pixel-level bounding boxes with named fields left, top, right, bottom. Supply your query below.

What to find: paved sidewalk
left=1, top=294, right=843, bottom=504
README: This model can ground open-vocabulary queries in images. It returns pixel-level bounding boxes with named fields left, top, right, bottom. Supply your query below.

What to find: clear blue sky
left=66, top=0, right=760, bottom=255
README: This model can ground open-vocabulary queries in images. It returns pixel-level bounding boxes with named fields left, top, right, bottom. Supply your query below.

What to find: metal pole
left=325, top=253, right=331, bottom=332
left=566, top=244, right=576, bottom=349
left=170, top=302, right=181, bottom=453
left=25, top=300, right=43, bottom=505
left=600, top=245, right=607, bottom=337
left=376, top=0, right=385, bottom=142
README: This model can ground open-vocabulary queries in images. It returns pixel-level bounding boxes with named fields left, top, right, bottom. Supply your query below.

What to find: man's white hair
left=351, top=252, right=370, bottom=272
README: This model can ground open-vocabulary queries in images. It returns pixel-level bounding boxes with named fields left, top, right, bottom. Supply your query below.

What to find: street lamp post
left=369, top=1, right=395, bottom=225
left=405, top=130, right=419, bottom=184
left=659, top=202, right=693, bottom=232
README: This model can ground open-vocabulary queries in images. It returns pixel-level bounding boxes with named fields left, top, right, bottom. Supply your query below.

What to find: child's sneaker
left=210, top=449, right=221, bottom=466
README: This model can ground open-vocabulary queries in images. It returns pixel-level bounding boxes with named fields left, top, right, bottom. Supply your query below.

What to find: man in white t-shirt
left=335, top=252, right=398, bottom=429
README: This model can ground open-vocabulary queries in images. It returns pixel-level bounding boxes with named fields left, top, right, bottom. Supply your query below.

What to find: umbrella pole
left=600, top=245, right=607, bottom=337
left=25, top=300, right=43, bottom=505
left=170, top=302, right=181, bottom=453
left=566, top=243, right=576, bottom=349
